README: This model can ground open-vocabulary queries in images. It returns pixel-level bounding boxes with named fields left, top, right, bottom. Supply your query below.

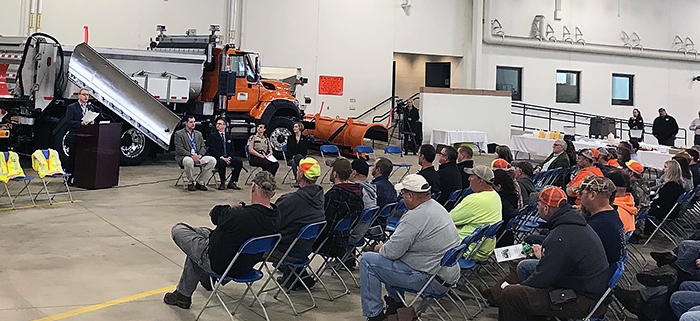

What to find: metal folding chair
left=319, top=144, right=340, bottom=184
left=312, top=217, right=356, bottom=299
left=280, top=145, right=295, bottom=185
left=256, top=221, right=327, bottom=315
left=195, top=233, right=282, bottom=321
left=175, top=163, right=203, bottom=186
left=443, top=189, right=463, bottom=210
left=643, top=190, right=692, bottom=247
left=384, top=146, right=412, bottom=180
left=244, top=145, right=263, bottom=185
left=355, top=145, right=375, bottom=165
left=581, top=255, right=628, bottom=321
left=1, top=176, right=36, bottom=209
left=342, top=206, right=380, bottom=268
left=34, top=173, right=73, bottom=205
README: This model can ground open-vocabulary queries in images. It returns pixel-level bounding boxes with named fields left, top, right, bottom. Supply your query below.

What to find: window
left=555, top=70, right=580, bottom=104
left=496, top=66, right=522, bottom=101
left=612, top=73, right=634, bottom=106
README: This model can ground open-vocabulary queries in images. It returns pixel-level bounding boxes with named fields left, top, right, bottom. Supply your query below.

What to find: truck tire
left=267, top=116, right=295, bottom=155
left=120, top=127, right=153, bottom=166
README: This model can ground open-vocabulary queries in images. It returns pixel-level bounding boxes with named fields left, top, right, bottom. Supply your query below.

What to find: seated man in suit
left=538, top=139, right=571, bottom=171
left=207, top=117, right=243, bottom=190
left=62, top=88, right=100, bottom=175
left=174, top=115, right=217, bottom=191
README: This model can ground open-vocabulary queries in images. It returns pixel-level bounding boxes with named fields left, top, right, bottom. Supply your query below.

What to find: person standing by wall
left=653, top=107, right=679, bottom=147
left=628, top=108, right=645, bottom=142
left=689, top=110, right=700, bottom=146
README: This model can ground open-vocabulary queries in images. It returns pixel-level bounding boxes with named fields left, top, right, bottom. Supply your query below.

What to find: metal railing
left=372, top=92, right=420, bottom=124
left=352, top=96, right=397, bottom=121
left=511, top=101, right=688, bottom=146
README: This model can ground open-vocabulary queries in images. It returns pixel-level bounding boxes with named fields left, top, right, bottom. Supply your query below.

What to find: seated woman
left=494, top=168, right=520, bottom=247
left=643, top=159, right=685, bottom=235
left=285, top=122, right=309, bottom=186
left=247, top=123, right=279, bottom=175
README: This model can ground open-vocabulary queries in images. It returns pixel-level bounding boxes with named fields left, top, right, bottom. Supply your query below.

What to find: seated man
left=456, top=145, right=474, bottom=189
left=624, top=160, right=651, bottom=210
left=513, top=161, right=537, bottom=204
left=315, top=158, right=364, bottom=257
left=497, top=186, right=610, bottom=321
left=538, top=139, right=571, bottom=172
left=207, top=117, right=243, bottom=190
left=360, top=174, right=460, bottom=321
left=567, top=149, right=604, bottom=203
left=449, top=165, right=501, bottom=261
left=607, top=170, right=638, bottom=234
left=163, top=171, right=279, bottom=309
left=372, top=157, right=398, bottom=209
left=351, top=159, right=378, bottom=210
left=575, top=175, right=626, bottom=265
left=174, top=115, right=217, bottom=191
left=437, top=145, right=463, bottom=204
left=416, top=144, right=441, bottom=195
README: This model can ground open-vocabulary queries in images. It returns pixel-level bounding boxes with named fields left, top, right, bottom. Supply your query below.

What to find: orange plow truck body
left=304, top=113, right=388, bottom=156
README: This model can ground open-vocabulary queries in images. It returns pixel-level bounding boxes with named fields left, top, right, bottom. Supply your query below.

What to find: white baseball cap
left=394, top=174, right=431, bottom=193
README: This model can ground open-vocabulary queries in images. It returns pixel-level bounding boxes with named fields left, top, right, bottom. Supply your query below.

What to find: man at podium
left=62, top=88, right=100, bottom=176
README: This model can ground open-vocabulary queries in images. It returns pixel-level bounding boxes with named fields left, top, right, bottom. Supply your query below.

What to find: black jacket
left=691, top=163, right=700, bottom=187
left=628, top=116, right=644, bottom=130
left=207, top=131, right=235, bottom=159
left=373, top=175, right=397, bottom=208
left=316, top=183, right=364, bottom=257
left=286, top=135, right=309, bottom=159
left=275, top=185, right=326, bottom=256
left=457, top=160, right=474, bottom=189
left=521, top=204, right=610, bottom=300
left=541, top=153, right=570, bottom=171
left=649, top=181, right=685, bottom=220
left=437, top=161, right=463, bottom=204
left=653, top=115, right=679, bottom=141
left=587, top=209, right=626, bottom=265
left=417, top=166, right=441, bottom=194
left=208, top=204, right=279, bottom=277
left=55, top=101, right=99, bottom=143
left=517, top=177, right=537, bottom=204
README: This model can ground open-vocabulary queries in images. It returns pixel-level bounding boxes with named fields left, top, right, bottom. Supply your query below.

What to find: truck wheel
left=268, top=116, right=295, bottom=154
left=120, top=127, right=153, bottom=166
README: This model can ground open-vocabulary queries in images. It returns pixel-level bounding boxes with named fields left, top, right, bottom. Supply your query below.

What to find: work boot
left=195, top=183, right=208, bottom=191
left=163, top=291, right=191, bottom=309
left=187, top=183, right=197, bottom=191
left=636, top=265, right=678, bottom=287
left=477, top=283, right=499, bottom=307
left=384, top=295, right=405, bottom=316
left=217, top=183, right=226, bottom=190
left=613, top=286, right=643, bottom=315
left=650, top=251, right=677, bottom=267
left=367, top=312, right=387, bottom=321
left=227, top=181, right=241, bottom=190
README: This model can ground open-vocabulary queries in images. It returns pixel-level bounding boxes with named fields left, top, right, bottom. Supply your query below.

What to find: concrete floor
left=0, top=151, right=654, bottom=321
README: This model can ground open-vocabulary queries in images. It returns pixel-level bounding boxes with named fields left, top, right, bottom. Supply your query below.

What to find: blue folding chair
left=386, top=199, right=407, bottom=233
left=366, top=202, right=397, bottom=242
left=455, top=188, right=473, bottom=205
left=581, top=255, right=627, bottom=321
left=643, top=191, right=691, bottom=247
left=355, top=145, right=375, bottom=165
left=244, top=145, right=263, bottom=185
left=384, top=146, right=412, bottom=180
left=395, top=244, right=469, bottom=320
left=443, top=188, right=463, bottom=210
left=257, top=221, right=327, bottom=315
left=343, top=206, right=380, bottom=268
left=196, top=233, right=282, bottom=321
left=312, top=217, right=356, bottom=299
left=319, top=144, right=340, bottom=184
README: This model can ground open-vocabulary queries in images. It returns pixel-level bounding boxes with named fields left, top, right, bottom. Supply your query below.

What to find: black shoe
left=636, top=265, right=678, bottom=287
left=195, top=183, right=208, bottom=191
left=477, top=283, right=499, bottom=308
left=614, top=286, right=643, bottom=315
left=650, top=251, right=677, bottom=267
left=367, top=311, right=387, bottom=321
left=384, top=295, right=405, bottom=316
left=163, top=291, right=192, bottom=309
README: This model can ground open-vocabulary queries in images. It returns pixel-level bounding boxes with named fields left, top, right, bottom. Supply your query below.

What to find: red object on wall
left=319, top=75, right=343, bottom=96
left=0, top=64, right=12, bottom=98
left=83, top=26, right=89, bottom=44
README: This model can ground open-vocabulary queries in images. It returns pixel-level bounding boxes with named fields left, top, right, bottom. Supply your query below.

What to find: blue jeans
left=360, top=252, right=449, bottom=318
left=516, top=259, right=539, bottom=283
left=671, top=281, right=700, bottom=317
left=682, top=307, right=700, bottom=321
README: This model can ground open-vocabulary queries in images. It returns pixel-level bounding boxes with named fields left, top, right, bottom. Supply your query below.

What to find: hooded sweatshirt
left=356, top=180, right=378, bottom=209
left=315, top=182, right=364, bottom=257
left=522, top=204, right=609, bottom=300
left=275, top=185, right=326, bottom=256
left=208, top=203, right=279, bottom=277
left=614, top=193, right=638, bottom=233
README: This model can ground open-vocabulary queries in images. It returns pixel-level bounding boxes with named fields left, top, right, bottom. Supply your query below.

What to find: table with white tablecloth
left=430, top=129, right=488, bottom=151
left=510, top=135, right=673, bottom=169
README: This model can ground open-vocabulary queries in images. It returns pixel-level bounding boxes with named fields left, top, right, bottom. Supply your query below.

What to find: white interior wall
left=480, top=0, right=700, bottom=146
left=393, top=53, right=464, bottom=101
left=393, top=0, right=466, bottom=57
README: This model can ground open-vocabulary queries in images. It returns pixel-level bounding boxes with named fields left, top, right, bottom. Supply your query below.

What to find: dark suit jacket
left=541, top=153, right=570, bottom=171
left=286, top=135, right=309, bottom=159
left=457, top=160, right=474, bottom=189
left=174, top=128, right=207, bottom=166
left=56, top=102, right=99, bottom=143
left=207, top=131, right=235, bottom=159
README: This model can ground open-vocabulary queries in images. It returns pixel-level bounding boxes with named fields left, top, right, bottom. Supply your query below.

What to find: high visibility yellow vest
left=0, top=151, right=25, bottom=183
left=31, top=149, right=65, bottom=178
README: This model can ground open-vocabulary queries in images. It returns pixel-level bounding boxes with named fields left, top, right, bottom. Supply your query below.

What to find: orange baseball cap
left=491, top=158, right=510, bottom=169
left=538, top=186, right=567, bottom=207
left=625, top=160, right=644, bottom=175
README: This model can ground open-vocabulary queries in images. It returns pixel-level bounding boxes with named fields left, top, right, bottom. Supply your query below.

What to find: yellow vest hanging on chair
left=0, top=151, right=26, bottom=183
left=31, top=149, right=65, bottom=178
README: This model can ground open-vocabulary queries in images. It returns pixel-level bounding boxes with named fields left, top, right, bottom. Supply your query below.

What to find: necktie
left=221, top=133, right=226, bottom=156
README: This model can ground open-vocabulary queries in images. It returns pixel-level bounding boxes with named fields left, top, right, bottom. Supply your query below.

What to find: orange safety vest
left=31, top=149, right=65, bottom=178
left=0, top=151, right=25, bottom=183
left=567, top=166, right=604, bottom=200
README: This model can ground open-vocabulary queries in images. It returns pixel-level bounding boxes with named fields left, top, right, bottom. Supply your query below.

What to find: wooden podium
left=74, top=123, right=122, bottom=189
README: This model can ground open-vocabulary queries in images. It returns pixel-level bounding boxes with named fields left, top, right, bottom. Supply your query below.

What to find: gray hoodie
left=275, top=184, right=326, bottom=255
left=357, top=180, right=378, bottom=209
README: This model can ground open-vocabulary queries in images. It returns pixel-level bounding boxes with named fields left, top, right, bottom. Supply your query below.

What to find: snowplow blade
left=305, top=114, right=388, bottom=155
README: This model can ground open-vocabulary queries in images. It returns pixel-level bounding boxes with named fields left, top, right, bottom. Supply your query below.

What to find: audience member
left=514, top=161, right=537, bottom=204
left=595, top=147, right=616, bottom=175
left=566, top=149, right=604, bottom=203
left=360, top=174, right=460, bottom=321
left=316, top=158, right=364, bottom=257
left=643, top=160, right=685, bottom=236
left=610, top=146, right=631, bottom=168
left=491, top=159, right=524, bottom=209
left=624, top=160, right=651, bottom=210
left=174, top=115, right=217, bottom=191
left=674, top=153, right=695, bottom=191
left=457, top=145, right=474, bottom=188
left=565, top=138, right=577, bottom=166
left=247, top=123, right=280, bottom=175
left=653, top=107, right=679, bottom=146
left=207, top=117, right=243, bottom=190
left=691, top=110, right=700, bottom=146
left=285, top=122, right=309, bottom=187
left=450, top=165, right=501, bottom=261
left=607, top=170, right=638, bottom=233
left=575, top=175, right=626, bottom=265
left=351, top=159, right=378, bottom=210
left=496, top=186, right=610, bottom=321
left=538, top=139, right=570, bottom=187
left=416, top=144, right=441, bottom=195
left=628, top=140, right=640, bottom=161
left=163, top=171, right=279, bottom=309
left=437, top=146, right=463, bottom=204
left=495, top=145, right=514, bottom=164
left=687, top=149, right=700, bottom=187
left=372, top=157, right=398, bottom=208
left=494, top=168, right=520, bottom=247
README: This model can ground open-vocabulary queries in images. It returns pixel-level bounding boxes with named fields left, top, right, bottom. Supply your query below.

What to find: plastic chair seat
left=459, top=259, right=475, bottom=269
left=394, top=286, right=449, bottom=300
left=351, top=239, right=366, bottom=248
left=47, top=173, right=71, bottom=178
left=11, top=176, right=33, bottom=181
left=281, top=259, right=312, bottom=269
left=394, top=163, right=412, bottom=167
left=212, top=269, right=264, bottom=283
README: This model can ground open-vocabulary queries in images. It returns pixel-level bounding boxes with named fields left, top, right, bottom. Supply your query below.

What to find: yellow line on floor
left=32, top=285, right=176, bottom=321
left=0, top=200, right=81, bottom=211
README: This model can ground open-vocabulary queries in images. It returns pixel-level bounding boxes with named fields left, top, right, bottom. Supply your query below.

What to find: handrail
left=511, top=101, right=688, bottom=146
left=372, top=92, right=420, bottom=124
left=352, top=95, right=397, bottom=121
